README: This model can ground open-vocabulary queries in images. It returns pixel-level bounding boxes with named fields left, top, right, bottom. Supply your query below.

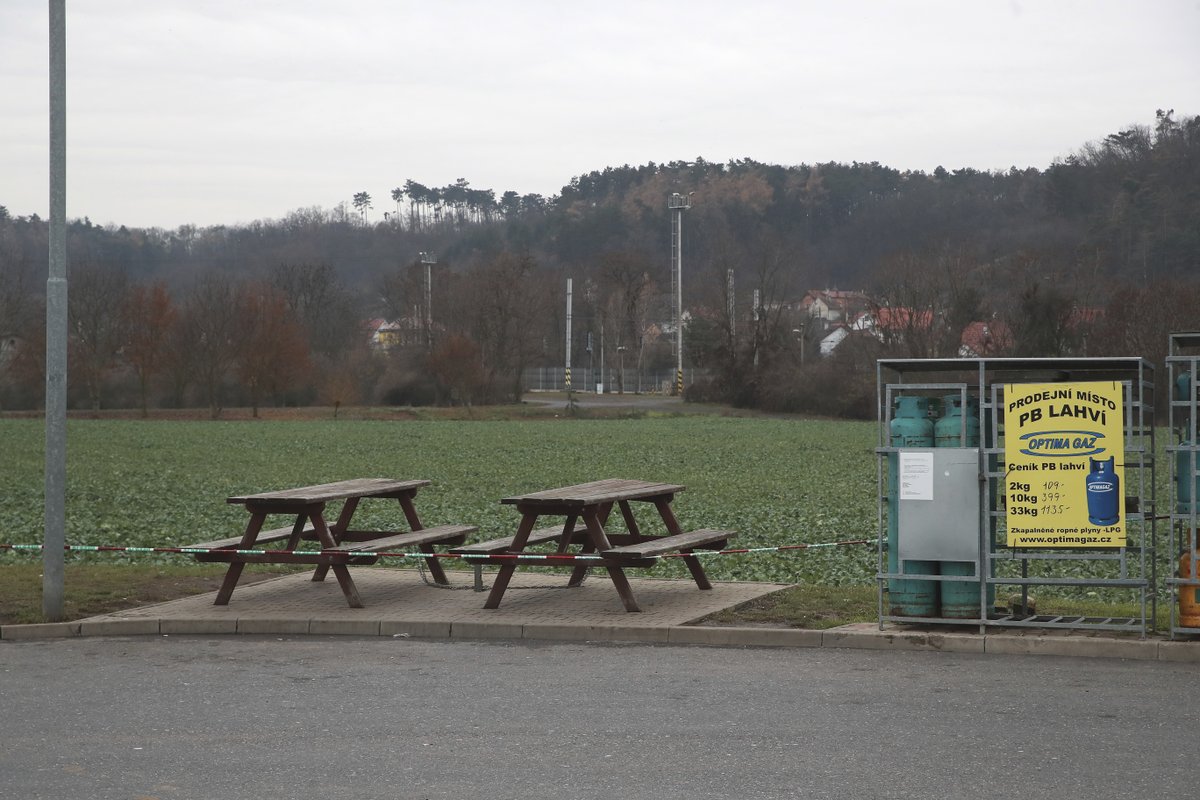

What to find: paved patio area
left=75, top=567, right=788, bottom=639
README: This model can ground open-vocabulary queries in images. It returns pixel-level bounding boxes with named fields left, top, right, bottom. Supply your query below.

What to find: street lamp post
left=617, top=345, right=626, bottom=394
left=419, top=251, right=436, bottom=352
left=668, top=192, right=692, bottom=395
left=44, top=0, right=67, bottom=621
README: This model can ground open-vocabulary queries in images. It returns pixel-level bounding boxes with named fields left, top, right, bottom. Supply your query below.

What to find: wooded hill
left=0, top=110, right=1197, bottom=416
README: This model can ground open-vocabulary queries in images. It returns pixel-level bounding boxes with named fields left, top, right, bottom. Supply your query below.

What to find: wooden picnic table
left=188, top=478, right=475, bottom=608
left=461, top=478, right=734, bottom=612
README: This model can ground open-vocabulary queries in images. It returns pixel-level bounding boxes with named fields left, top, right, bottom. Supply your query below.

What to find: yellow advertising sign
left=1004, top=381, right=1125, bottom=548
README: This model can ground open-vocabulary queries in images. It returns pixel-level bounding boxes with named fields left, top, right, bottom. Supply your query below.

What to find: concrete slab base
left=3, top=569, right=1196, bottom=662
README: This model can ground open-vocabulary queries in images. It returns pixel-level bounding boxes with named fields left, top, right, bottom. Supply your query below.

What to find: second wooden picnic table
left=460, top=478, right=735, bottom=612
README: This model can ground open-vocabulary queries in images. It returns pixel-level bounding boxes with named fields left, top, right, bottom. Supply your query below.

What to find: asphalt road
left=1, top=636, right=1193, bottom=800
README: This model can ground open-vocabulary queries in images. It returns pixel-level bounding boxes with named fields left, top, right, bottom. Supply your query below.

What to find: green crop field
left=0, top=416, right=881, bottom=586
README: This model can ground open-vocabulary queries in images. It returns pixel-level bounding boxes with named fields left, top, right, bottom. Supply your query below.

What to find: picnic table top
left=501, top=478, right=685, bottom=508
left=227, top=478, right=431, bottom=507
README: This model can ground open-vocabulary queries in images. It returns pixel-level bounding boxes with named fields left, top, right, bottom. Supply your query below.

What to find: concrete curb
left=0, top=621, right=81, bottom=640
left=3, top=616, right=1193, bottom=661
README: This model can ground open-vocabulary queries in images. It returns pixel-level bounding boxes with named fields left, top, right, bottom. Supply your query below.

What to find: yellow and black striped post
left=565, top=368, right=572, bottom=392
left=675, top=368, right=684, bottom=396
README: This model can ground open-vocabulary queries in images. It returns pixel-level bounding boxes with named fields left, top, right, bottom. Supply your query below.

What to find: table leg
left=618, top=500, right=641, bottom=537
left=605, top=565, right=642, bottom=612
left=652, top=496, right=711, bottom=588
left=681, top=555, right=713, bottom=590
left=420, top=542, right=451, bottom=585
left=567, top=538, right=594, bottom=588
left=397, top=491, right=423, bottom=531
left=395, top=491, right=448, bottom=583
left=313, top=498, right=359, bottom=583
left=311, top=507, right=365, bottom=608
left=214, top=512, right=266, bottom=605
left=568, top=504, right=611, bottom=586
left=484, top=513, right=537, bottom=609
left=329, top=564, right=364, bottom=608
left=582, top=509, right=642, bottom=612
left=557, top=513, right=590, bottom=587
left=654, top=498, right=684, bottom=535
left=285, top=514, right=309, bottom=550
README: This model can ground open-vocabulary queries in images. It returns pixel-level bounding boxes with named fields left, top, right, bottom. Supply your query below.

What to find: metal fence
left=521, top=367, right=709, bottom=394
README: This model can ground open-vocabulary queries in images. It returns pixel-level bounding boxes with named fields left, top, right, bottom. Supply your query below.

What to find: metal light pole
left=565, top=278, right=573, bottom=393
left=598, top=318, right=605, bottom=394
left=793, top=326, right=807, bottom=367
left=668, top=192, right=691, bottom=395
left=727, top=268, right=735, bottom=336
left=44, top=0, right=67, bottom=620
left=419, top=252, right=436, bottom=352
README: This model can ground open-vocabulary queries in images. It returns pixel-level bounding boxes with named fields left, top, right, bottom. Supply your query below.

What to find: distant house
left=958, top=321, right=1013, bottom=358
left=819, top=323, right=850, bottom=357
left=366, top=317, right=424, bottom=351
left=800, top=289, right=871, bottom=328
left=851, top=306, right=934, bottom=338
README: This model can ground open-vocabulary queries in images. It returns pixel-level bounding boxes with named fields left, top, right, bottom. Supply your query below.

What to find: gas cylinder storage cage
left=877, top=357, right=1156, bottom=636
left=1167, top=333, right=1200, bottom=639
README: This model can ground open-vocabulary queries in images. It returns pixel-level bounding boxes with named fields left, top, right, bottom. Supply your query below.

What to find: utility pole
left=565, top=278, right=573, bottom=393
left=587, top=331, right=594, bottom=392
left=598, top=318, right=605, bottom=394
left=753, top=288, right=761, bottom=367
left=419, top=252, right=436, bottom=352
left=45, top=0, right=67, bottom=621
left=727, top=268, right=736, bottom=347
left=668, top=192, right=691, bottom=396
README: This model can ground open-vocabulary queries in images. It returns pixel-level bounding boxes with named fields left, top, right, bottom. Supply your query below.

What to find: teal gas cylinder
left=934, top=395, right=988, bottom=619
left=891, top=395, right=934, bottom=447
left=887, top=396, right=938, bottom=617
left=935, top=395, right=980, bottom=448
left=1176, top=371, right=1193, bottom=401
left=1176, top=443, right=1200, bottom=515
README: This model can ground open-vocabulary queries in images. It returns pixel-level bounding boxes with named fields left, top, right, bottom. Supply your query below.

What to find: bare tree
left=177, top=273, right=242, bottom=419
left=67, top=262, right=129, bottom=412
left=869, top=244, right=987, bottom=358
left=233, top=282, right=312, bottom=417
left=596, top=250, right=656, bottom=392
left=121, top=281, right=176, bottom=417
left=272, top=263, right=359, bottom=359
left=463, top=252, right=549, bottom=402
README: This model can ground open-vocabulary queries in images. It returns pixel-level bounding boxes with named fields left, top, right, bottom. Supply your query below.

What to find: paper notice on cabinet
left=899, top=452, right=934, bottom=501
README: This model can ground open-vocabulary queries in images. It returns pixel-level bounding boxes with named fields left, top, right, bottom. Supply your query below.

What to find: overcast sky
left=2, top=0, right=1197, bottom=230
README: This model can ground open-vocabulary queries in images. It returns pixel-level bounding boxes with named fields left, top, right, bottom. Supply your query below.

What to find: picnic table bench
left=477, top=478, right=735, bottom=612
left=187, top=478, right=475, bottom=608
